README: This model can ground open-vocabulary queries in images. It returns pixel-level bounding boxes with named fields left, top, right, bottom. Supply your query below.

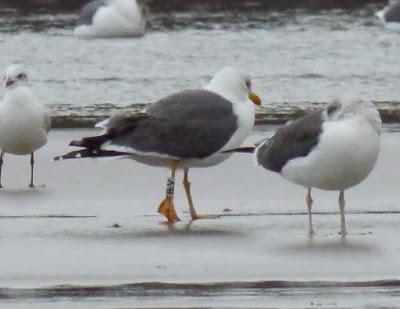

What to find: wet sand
left=0, top=128, right=399, bottom=307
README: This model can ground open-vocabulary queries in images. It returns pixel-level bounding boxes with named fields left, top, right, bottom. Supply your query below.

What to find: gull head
left=3, top=64, right=28, bottom=89
left=205, top=66, right=262, bottom=106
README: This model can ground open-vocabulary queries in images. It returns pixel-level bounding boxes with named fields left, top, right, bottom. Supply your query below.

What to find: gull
left=55, top=67, right=261, bottom=222
left=233, top=98, right=381, bottom=236
left=74, top=0, right=145, bottom=38
left=0, top=64, right=51, bottom=187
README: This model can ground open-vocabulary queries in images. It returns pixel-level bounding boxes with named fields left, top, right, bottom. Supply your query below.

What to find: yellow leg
left=158, top=162, right=181, bottom=222
left=158, top=196, right=180, bottom=222
left=183, top=168, right=220, bottom=220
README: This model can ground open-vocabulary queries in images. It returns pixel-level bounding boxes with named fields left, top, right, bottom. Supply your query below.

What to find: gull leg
left=183, top=168, right=220, bottom=220
left=158, top=162, right=181, bottom=222
left=306, top=188, right=316, bottom=236
left=29, top=153, right=35, bottom=188
left=0, top=151, right=4, bottom=188
left=339, top=190, right=347, bottom=237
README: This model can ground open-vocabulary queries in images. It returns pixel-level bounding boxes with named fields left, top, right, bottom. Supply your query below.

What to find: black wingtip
left=54, top=149, right=132, bottom=161
left=69, top=134, right=110, bottom=149
left=222, top=147, right=256, bottom=154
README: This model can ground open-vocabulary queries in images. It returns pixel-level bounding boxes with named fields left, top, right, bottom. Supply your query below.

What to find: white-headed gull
left=225, top=99, right=382, bottom=236
left=55, top=67, right=261, bottom=222
left=0, top=64, right=51, bottom=188
left=253, top=98, right=381, bottom=236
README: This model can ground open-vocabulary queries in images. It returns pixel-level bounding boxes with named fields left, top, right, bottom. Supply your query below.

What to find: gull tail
left=54, top=149, right=130, bottom=161
left=222, top=147, right=256, bottom=154
left=55, top=133, right=132, bottom=161
left=69, top=135, right=110, bottom=149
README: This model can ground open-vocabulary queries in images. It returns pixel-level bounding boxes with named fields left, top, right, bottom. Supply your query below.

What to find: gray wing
left=385, top=0, right=400, bottom=22
left=76, top=0, right=107, bottom=26
left=256, top=111, right=323, bottom=173
left=104, top=89, right=238, bottom=159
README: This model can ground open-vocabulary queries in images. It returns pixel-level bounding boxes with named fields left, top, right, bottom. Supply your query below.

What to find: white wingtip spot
left=76, top=153, right=82, bottom=158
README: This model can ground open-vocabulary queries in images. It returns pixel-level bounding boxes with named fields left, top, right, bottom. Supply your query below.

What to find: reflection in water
left=0, top=187, right=48, bottom=196
left=48, top=218, right=246, bottom=240
left=279, top=237, right=378, bottom=254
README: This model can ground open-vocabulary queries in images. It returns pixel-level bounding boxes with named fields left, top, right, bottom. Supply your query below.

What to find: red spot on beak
left=5, top=79, right=15, bottom=88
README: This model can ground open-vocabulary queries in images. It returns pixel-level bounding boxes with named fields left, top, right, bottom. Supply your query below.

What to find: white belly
left=127, top=150, right=233, bottom=169
left=0, top=130, right=47, bottom=155
left=0, top=109, right=48, bottom=155
left=181, top=152, right=232, bottom=168
left=281, top=118, right=380, bottom=191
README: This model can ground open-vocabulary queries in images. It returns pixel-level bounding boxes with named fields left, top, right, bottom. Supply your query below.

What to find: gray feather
left=106, top=89, right=238, bottom=159
left=256, top=111, right=323, bottom=173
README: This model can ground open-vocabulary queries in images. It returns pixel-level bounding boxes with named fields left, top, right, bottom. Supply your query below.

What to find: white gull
left=0, top=65, right=51, bottom=188
left=255, top=98, right=381, bottom=237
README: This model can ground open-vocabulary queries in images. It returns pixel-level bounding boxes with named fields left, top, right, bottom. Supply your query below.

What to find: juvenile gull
left=55, top=67, right=261, bottom=222
left=74, top=0, right=145, bottom=38
left=233, top=98, right=381, bottom=236
left=376, top=0, right=400, bottom=31
left=0, top=65, right=51, bottom=188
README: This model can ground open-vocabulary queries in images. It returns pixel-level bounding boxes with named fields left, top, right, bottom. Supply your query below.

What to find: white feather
left=74, top=0, right=145, bottom=39
left=281, top=99, right=381, bottom=191
left=0, top=65, right=50, bottom=155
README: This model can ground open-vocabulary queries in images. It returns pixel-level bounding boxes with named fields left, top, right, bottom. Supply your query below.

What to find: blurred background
left=0, top=0, right=397, bottom=108
left=0, top=0, right=389, bottom=11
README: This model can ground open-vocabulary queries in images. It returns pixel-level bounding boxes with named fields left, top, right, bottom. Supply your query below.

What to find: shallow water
left=0, top=128, right=400, bottom=307
left=0, top=5, right=399, bottom=106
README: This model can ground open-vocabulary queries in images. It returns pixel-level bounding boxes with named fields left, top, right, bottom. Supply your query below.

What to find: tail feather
left=54, top=149, right=130, bottom=161
left=69, top=134, right=110, bottom=149
left=222, top=146, right=256, bottom=154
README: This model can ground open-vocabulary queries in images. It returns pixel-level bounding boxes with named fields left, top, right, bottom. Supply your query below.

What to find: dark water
left=0, top=5, right=399, bottom=107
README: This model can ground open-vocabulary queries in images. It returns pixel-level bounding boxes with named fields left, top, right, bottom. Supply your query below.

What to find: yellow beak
left=249, top=92, right=262, bottom=106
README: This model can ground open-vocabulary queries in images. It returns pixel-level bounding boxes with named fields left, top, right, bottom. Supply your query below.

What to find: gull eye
left=17, top=73, right=26, bottom=80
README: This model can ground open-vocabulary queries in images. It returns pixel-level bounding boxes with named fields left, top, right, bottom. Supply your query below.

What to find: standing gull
left=0, top=65, right=51, bottom=187
left=234, top=99, right=381, bottom=236
left=55, top=67, right=261, bottom=222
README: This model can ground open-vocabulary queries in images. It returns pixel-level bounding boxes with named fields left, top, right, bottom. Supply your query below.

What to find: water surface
left=0, top=6, right=398, bottom=107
